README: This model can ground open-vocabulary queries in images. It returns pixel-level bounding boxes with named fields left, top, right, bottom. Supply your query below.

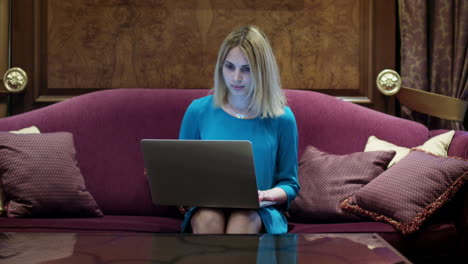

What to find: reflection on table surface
left=0, top=232, right=411, bottom=264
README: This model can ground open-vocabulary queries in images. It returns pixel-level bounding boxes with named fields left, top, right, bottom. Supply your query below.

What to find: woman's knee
left=226, top=210, right=262, bottom=234
left=191, top=208, right=226, bottom=234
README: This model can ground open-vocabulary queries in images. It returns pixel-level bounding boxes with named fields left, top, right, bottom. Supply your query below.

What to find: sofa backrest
left=0, top=89, right=431, bottom=216
left=286, top=90, right=429, bottom=156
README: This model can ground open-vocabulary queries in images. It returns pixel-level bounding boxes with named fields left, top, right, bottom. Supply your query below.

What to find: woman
left=179, top=26, right=299, bottom=234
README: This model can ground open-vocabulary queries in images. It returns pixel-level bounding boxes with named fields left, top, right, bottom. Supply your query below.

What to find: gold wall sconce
left=2, top=67, right=27, bottom=94
left=376, top=69, right=467, bottom=123
left=1, top=67, right=28, bottom=116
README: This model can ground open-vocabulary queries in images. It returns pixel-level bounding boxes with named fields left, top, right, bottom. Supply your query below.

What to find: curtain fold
left=399, top=0, right=467, bottom=130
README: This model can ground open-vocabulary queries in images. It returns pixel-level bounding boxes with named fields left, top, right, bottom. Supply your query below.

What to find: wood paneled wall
left=0, top=0, right=10, bottom=117
left=11, top=0, right=396, bottom=114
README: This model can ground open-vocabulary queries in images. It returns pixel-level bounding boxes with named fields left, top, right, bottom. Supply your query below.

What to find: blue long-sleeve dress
left=179, top=95, right=299, bottom=234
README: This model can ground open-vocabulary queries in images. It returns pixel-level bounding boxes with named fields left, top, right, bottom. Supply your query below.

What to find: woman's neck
left=228, top=94, right=250, bottom=111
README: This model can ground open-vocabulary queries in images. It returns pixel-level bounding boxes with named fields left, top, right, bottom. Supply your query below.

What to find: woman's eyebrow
left=224, top=60, right=249, bottom=67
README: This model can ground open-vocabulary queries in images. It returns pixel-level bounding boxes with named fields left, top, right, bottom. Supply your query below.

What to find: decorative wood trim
left=35, top=95, right=74, bottom=103
left=338, top=97, right=372, bottom=104
left=373, top=0, right=397, bottom=114
left=358, top=0, right=372, bottom=103
left=0, top=0, right=9, bottom=75
left=10, top=0, right=35, bottom=115
left=33, top=0, right=40, bottom=100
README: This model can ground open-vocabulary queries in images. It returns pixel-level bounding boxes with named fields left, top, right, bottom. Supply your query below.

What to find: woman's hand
left=258, top=187, right=287, bottom=204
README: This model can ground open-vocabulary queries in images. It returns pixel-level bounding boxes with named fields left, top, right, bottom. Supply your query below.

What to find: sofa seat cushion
left=288, top=221, right=396, bottom=233
left=0, top=215, right=182, bottom=233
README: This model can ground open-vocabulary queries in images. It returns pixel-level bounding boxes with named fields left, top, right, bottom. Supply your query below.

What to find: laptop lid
left=141, top=139, right=273, bottom=209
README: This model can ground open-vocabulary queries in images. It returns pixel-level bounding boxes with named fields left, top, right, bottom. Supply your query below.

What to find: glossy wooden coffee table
left=0, top=232, right=411, bottom=263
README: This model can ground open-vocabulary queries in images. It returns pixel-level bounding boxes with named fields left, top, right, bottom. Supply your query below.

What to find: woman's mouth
left=231, top=85, right=244, bottom=90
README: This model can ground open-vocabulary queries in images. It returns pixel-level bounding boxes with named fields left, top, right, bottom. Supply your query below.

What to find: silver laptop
left=140, top=139, right=275, bottom=209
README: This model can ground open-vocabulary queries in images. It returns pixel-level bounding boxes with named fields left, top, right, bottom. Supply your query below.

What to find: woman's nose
left=234, top=70, right=242, bottom=82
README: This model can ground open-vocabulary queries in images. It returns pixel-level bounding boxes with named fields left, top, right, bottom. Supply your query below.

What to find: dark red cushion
left=288, top=146, right=395, bottom=222
left=341, top=149, right=468, bottom=234
left=0, top=132, right=103, bottom=218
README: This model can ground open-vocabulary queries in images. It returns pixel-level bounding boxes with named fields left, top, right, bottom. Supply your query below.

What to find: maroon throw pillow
left=0, top=132, right=103, bottom=218
left=341, top=148, right=468, bottom=234
left=288, top=146, right=395, bottom=222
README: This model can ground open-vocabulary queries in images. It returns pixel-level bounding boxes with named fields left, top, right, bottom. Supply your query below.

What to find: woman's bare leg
left=191, top=208, right=226, bottom=234
left=225, top=209, right=262, bottom=234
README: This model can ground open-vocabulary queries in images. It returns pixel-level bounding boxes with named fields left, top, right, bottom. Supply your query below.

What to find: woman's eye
left=224, top=63, right=234, bottom=70
left=241, top=66, right=250, bottom=73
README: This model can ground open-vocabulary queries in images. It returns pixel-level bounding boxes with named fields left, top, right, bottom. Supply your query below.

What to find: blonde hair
left=213, top=26, right=286, bottom=118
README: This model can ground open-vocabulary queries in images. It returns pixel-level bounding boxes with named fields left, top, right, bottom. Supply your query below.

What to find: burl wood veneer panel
left=46, top=0, right=362, bottom=92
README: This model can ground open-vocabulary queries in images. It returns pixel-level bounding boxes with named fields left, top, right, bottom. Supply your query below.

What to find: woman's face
left=222, top=46, right=252, bottom=98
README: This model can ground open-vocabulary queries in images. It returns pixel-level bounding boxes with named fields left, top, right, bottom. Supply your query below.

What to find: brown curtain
left=399, top=0, right=468, bottom=130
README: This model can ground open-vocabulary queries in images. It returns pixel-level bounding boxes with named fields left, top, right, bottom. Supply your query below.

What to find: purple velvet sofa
left=0, top=89, right=466, bottom=262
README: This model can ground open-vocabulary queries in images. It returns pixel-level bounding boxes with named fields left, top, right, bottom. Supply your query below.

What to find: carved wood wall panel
left=11, top=0, right=396, bottom=113
left=47, top=0, right=360, bottom=91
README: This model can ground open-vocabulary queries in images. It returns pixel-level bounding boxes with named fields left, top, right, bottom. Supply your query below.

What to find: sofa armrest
left=430, top=130, right=468, bottom=159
